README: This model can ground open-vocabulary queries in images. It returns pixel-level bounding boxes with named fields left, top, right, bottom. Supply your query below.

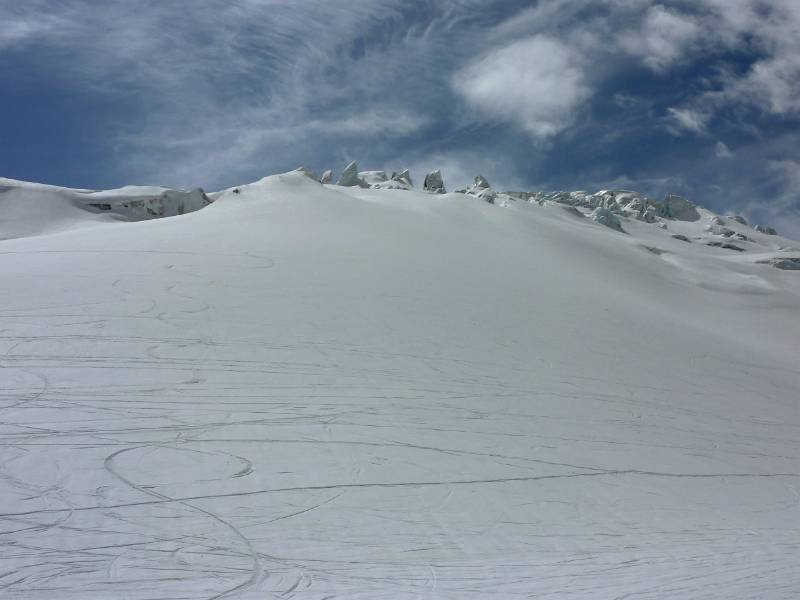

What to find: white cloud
left=613, top=93, right=646, bottom=109
left=120, top=109, right=431, bottom=187
left=483, top=0, right=800, bottom=138
left=661, top=0, right=800, bottom=125
left=665, top=107, right=709, bottom=135
left=0, top=0, right=451, bottom=187
left=0, top=4, right=74, bottom=50
left=452, top=36, right=591, bottom=140
left=769, top=160, right=800, bottom=193
left=0, top=19, right=48, bottom=48
left=715, top=141, right=733, bottom=158
left=621, top=5, right=701, bottom=72
left=729, top=53, right=800, bottom=116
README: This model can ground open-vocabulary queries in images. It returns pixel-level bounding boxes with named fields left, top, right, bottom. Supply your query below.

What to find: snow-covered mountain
left=1, top=168, right=798, bottom=599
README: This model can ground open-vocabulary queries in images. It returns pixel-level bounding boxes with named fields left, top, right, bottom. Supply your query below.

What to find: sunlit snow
left=1, top=170, right=798, bottom=599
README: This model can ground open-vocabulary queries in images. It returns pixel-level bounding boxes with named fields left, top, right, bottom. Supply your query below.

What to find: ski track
left=1, top=174, right=800, bottom=598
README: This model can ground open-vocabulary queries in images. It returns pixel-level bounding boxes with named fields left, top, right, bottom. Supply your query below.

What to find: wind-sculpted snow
left=1, top=171, right=799, bottom=599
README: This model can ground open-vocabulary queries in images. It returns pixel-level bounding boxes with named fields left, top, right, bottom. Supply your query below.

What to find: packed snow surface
left=1, top=171, right=799, bottom=599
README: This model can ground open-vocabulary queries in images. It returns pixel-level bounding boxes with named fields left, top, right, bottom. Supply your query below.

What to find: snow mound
left=0, top=178, right=211, bottom=241
left=294, top=166, right=322, bottom=182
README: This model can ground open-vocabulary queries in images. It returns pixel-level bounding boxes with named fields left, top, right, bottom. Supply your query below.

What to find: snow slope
left=1, top=170, right=799, bottom=599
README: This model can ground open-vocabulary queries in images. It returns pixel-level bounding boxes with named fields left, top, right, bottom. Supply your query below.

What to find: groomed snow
left=1, top=171, right=799, bottom=598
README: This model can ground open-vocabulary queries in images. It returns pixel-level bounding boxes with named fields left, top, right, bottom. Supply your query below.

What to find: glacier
left=0, top=169, right=799, bottom=599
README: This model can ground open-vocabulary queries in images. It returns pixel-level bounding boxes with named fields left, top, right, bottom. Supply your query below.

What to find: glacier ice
left=392, top=169, right=413, bottom=187
left=591, top=207, right=625, bottom=232
left=756, top=225, right=778, bottom=235
left=359, top=170, right=389, bottom=186
left=89, top=187, right=211, bottom=219
left=423, top=169, right=446, bottom=194
left=337, top=161, right=367, bottom=187
left=654, top=194, right=701, bottom=222
left=464, top=176, right=498, bottom=204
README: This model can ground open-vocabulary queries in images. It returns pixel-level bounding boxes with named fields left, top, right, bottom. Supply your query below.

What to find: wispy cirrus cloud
left=620, top=5, right=702, bottom=73
left=714, top=142, right=734, bottom=159
left=665, top=107, right=710, bottom=136
left=2, top=0, right=800, bottom=237
left=2, top=0, right=470, bottom=186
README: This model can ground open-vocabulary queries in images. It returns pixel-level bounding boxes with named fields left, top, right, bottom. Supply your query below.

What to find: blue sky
left=2, top=0, right=799, bottom=235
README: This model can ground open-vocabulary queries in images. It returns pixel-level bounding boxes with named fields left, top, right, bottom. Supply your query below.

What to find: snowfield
left=1, top=170, right=799, bottom=599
